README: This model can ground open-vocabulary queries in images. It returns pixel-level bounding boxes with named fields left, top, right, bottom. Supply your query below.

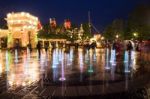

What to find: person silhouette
left=44, top=42, right=49, bottom=53
left=37, top=41, right=41, bottom=58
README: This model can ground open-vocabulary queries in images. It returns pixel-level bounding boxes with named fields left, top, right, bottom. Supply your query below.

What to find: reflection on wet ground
left=0, top=47, right=150, bottom=98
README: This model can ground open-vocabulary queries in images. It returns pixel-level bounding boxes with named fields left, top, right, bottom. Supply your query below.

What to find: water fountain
left=105, top=48, right=110, bottom=70
left=5, top=50, right=11, bottom=91
left=5, top=50, right=10, bottom=72
left=67, top=54, right=71, bottom=66
left=88, top=49, right=94, bottom=73
left=52, top=49, right=59, bottom=68
left=53, top=68, right=59, bottom=82
left=124, top=51, right=130, bottom=73
left=14, top=49, right=18, bottom=63
left=93, top=50, right=97, bottom=61
left=78, top=48, right=84, bottom=81
left=131, top=50, right=135, bottom=61
left=85, top=49, right=89, bottom=63
left=79, top=49, right=84, bottom=72
left=58, top=49, right=62, bottom=62
left=110, top=49, right=116, bottom=65
left=69, top=48, right=73, bottom=61
left=40, top=52, right=46, bottom=67
left=27, top=47, right=30, bottom=61
left=59, top=51, right=66, bottom=81
left=67, top=48, right=73, bottom=66
left=88, top=65, right=94, bottom=73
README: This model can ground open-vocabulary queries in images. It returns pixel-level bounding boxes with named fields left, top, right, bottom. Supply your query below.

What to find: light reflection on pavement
left=0, top=48, right=149, bottom=98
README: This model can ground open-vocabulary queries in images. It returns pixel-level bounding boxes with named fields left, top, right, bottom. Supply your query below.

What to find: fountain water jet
left=14, top=49, right=18, bottom=63
left=5, top=50, right=10, bottom=72
left=52, top=49, right=59, bottom=68
left=105, top=48, right=110, bottom=70
left=59, top=50, right=66, bottom=81
left=110, top=49, right=116, bottom=66
left=124, top=51, right=130, bottom=73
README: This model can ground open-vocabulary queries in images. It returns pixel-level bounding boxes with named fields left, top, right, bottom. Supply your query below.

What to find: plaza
left=0, top=1, right=150, bottom=98
left=0, top=47, right=150, bottom=99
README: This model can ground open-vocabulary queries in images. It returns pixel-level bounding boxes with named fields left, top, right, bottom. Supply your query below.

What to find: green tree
left=38, top=22, right=93, bottom=41
left=103, top=19, right=125, bottom=41
left=0, top=18, right=7, bottom=29
left=127, top=5, right=150, bottom=40
left=82, top=23, right=92, bottom=40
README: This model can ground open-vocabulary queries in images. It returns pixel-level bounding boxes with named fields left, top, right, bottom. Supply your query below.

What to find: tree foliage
left=103, top=19, right=124, bottom=41
left=103, top=5, right=150, bottom=41
left=38, top=22, right=92, bottom=41
left=82, top=23, right=92, bottom=40
left=127, top=5, right=150, bottom=40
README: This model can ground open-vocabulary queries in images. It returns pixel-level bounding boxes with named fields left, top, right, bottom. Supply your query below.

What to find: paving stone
left=53, top=86, right=66, bottom=97
left=108, top=82, right=128, bottom=94
left=65, top=86, right=78, bottom=96
left=87, top=85, right=103, bottom=95
left=39, top=86, right=56, bottom=97
left=77, top=86, right=90, bottom=96
left=147, top=87, right=150, bottom=98
left=30, top=86, right=45, bottom=95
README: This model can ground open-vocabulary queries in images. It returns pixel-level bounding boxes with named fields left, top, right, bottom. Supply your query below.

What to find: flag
left=50, top=18, right=57, bottom=28
left=37, top=20, right=42, bottom=30
left=64, top=19, right=71, bottom=29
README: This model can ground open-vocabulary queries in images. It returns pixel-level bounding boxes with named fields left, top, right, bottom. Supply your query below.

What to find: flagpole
left=88, top=11, right=92, bottom=35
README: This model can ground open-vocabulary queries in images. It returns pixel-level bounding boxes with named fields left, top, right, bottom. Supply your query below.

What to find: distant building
left=0, top=29, right=9, bottom=48
left=0, top=12, right=40, bottom=48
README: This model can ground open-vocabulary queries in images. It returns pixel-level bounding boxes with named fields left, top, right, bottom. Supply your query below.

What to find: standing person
left=44, top=42, right=49, bottom=53
left=14, top=40, right=20, bottom=51
left=126, top=41, right=133, bottom=60
left=127, top=41, right=133, bottom=51
left=37, top=41, right=41, bottom=58
left=27, top=43, right=32, bottom=52
left=112, top=41, right=117, bottom=50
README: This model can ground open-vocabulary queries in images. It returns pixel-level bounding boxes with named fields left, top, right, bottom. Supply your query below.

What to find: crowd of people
left=8, top=39, right=150, bottom=58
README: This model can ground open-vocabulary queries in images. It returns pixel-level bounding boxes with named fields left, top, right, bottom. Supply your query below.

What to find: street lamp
left=133, top=33, right=137, bottom=37
left=133, top=32, right=138, bottom=40
left=101, top=36, right=104, bottom=40
left=116, top=34, right=119, bottom=39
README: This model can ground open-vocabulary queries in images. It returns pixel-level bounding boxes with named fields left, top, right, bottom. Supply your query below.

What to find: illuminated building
left=0, top=12, right=41, bottom=48
left=0, top=29, right=9, bottom=48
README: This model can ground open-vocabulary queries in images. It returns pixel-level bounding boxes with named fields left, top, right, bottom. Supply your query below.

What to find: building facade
left=0, top=12, right=40, bottom=48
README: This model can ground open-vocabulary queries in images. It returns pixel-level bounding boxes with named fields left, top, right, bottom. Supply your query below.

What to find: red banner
left=37, top=20, right=42, bottom=30
left=50, top=18, right=57, bottom=28
left=64, top=19, right=71, bottom=29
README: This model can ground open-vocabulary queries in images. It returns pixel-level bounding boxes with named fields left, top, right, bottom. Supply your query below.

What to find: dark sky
left=0, top=0, right=150, bottom=31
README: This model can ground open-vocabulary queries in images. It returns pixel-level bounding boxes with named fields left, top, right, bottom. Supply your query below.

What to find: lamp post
left=133, top=32, right=138, bottom=40
left=116, top=34, right=119, bottom=40
left=133, top=33, right=137, bottom=37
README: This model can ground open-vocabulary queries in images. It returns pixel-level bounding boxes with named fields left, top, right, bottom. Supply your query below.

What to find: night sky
left=0, top=0, right=150, bottom=31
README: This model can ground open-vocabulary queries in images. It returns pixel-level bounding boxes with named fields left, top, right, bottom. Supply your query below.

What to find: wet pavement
left=0, top=47, right=150, bottom=99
